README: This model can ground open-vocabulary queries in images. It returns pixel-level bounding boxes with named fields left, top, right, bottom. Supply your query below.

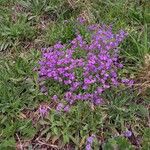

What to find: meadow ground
left=0, top=0, right=150, bottom=149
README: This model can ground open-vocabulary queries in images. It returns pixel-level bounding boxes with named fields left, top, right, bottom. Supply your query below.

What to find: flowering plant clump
left=38, top=24, right=133, bottom=108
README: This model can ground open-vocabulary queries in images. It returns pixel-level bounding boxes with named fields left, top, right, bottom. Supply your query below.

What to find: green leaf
left=69, top=135, right=79, bottom=146
left=63, top=134, right=69, bottom=144
left=0, top=138, right=16, bottom=149
left=138, top=105, right=149, bottom=117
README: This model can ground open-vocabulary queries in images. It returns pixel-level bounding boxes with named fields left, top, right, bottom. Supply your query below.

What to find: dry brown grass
left=137, top=54, right=150, bottom=92
left=67, top=0, right=95, bottom=23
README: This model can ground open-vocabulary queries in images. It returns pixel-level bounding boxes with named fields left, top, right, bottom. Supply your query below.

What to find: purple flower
left=86, top=144, right=91, bottom=150
left=97, top=87, right=103, bottom=94
left=88, top=24, right=99, bottom=31
left=65, top=92, right=72, bottom=99
left=86, top=134, right=95, bottom=150
left=40, top=86, right=47, bottom=93
left=94, top=98, right=102, bottom=105
left=38, top=105, right=50, bottom=117
left=76, top=93, right=82, bottom=100
left=52, top=95, right=58, bottom=101
left=77, top=16, right=86, bottom=24
left=118, top=63, right=123, bottom=68
left=64, top=105, right=70, bottom=112
left=54, top=42, right=63, bottom=49
left=56, top=103, right=64, bottom=111
left=128, top=80, right=134, bottom=87
left=123, top=130, right=132, bottom=137
left=122, top=79, right=130, bottom=84
left=87, top=137, right=93, bottom=144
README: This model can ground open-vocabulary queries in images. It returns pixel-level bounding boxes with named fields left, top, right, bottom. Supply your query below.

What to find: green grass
left=0, top=0, right=150, bottom=149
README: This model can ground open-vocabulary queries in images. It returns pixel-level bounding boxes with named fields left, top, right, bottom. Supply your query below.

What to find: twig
left=16, top=134, right=23, bottom=150
left=37, top=140, right=59, bottom=149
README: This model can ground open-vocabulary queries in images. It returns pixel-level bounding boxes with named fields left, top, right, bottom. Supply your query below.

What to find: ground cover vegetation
left=0, top=0, right=150, bottom=149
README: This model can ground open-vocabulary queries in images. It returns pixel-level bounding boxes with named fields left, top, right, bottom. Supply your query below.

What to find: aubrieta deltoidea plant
left=38, top=22, right=133, bottom=112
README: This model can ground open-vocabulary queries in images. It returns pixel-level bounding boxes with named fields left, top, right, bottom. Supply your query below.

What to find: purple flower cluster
left=56, top=103, right=70, bottom=112
left=38, top=24, right=133, bottom=106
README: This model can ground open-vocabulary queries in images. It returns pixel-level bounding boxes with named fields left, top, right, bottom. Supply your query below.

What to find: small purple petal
left=86, top=144, right=91, bottom=150
left=64, top=105, right=70, bottom=112
left=56, top=103, right=64, bottom=111
left=123, top=130, right=132, bottom=137
left=52, top=95, right=58, bottom=101
left=38, top=105, right=50, bottom=117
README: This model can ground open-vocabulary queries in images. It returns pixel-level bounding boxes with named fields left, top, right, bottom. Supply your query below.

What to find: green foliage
left=91, top=0, right=149, bottom=64
left=39, top=102, right=103, bottom=148
left=121, top=23, right=150, bottom=63
left=37, top=89, right=147, bottom=149
left=0, top=138, right=16, bottom=150
left=142, top=128, right=150, bottom=150
left=0, top=50, right=40, bottom=147
left=103, top=137, right=133, bottom=150
left=0, top=0, right=149, bottom=149
left=0, top=12, right=36, bottom=51
left=0, top=51, right=40, bottom=115
left=18, top=0, right=79, bottom=20
left=45, top=20, right=76, bottom=45
left=18, top=0, right=54, bottom=16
